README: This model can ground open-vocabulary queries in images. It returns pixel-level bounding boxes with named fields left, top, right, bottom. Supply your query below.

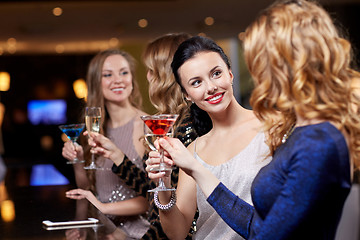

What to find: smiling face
left=101, top=54, right=133, bottom=104
left=179, top=51, right=234, bottom=114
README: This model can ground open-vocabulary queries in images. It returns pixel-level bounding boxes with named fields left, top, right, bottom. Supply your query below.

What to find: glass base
left=66, top=159, right=85, bottom=164
left=84, top=162, right=103, bottom=170
left=148, top=186, right=176, bottom=192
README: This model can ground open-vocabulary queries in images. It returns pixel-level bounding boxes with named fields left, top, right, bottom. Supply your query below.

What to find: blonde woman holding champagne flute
left=63, top=49, right=150, bottom=239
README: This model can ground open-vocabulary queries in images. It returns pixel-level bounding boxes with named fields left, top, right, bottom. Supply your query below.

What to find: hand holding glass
left=84, top=107, right=103, bottom=170
left=59, top=123, right=85, bottom=164
left=141, top=114, right=178, bottom=192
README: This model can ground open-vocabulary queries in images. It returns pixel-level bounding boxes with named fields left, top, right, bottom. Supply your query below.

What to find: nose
left=113, top=73, right=122, bottom=83
left=206, top=81, right=218, bottom=93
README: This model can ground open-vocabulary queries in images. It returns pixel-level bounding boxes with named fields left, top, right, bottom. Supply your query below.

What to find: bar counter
left=0, top=184, right=119, bottom=239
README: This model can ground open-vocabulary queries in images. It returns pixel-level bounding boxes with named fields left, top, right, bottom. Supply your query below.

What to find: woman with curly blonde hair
left=147, top=0, right=360, bottom=239
left=143, top=33, right=189, bottom=122
left=246, top=1, right=360, bottom=167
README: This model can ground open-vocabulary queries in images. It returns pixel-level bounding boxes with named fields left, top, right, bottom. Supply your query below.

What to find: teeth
left=112, top=88, right=124, bottom=91
left=208, top=94, right=222, bottom=101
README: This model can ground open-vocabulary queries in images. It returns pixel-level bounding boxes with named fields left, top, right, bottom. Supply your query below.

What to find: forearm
left=109, top=147, right=125, bottom=166
left=94, top=196, right=149, bottom=216
left=157, top=190, right=194, bottom=240
left=73, top=164, right=90, bottom=189
left=191, top=163, right=220, bottom=198
left=159, top=205, right=194, bottom=239
left=207, top=182, right=253, bottom=238
left=112, top=156, right=156, bottom=197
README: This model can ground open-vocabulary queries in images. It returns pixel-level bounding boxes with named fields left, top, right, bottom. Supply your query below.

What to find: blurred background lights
left=73, top=78, right=88, bottom=100
left=204, top=16, right=214, bottom=26
left=0, top=72, right=10, bottom=91
left=138, top=18, right=148, bottom=28
left=7, top=38, right=16, bottom=46
left=55, top=44, right=65, bottom=54
left=53, top=7, right=63, bottom=16
left=1, top=200, right=15, bottom=222
left=109, top=37, right=119, bottom=47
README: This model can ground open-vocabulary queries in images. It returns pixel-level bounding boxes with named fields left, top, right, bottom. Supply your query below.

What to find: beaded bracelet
left=154, top=191, right=176, bottom=211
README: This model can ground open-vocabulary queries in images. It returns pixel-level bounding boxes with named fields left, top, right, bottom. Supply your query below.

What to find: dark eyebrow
left=210, top=66, right=220, bottom=72
left=187, top=65, right=221, bottom=83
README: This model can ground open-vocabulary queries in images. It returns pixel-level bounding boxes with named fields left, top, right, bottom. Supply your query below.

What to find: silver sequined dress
left=95, top=117, right=149, bottom=239
left=193, top=132, right=271, bottom=240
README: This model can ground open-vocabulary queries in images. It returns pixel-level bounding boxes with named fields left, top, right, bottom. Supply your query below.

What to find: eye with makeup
left=189, top=79, right=201, bottom=87
left=120, top=70, right=129, bottom=76
left=211, top=68, right=222, bottom=79
left=102, top=72, right=112, bottom=78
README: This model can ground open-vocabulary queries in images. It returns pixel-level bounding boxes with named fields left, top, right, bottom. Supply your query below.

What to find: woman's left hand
left=157, top=137, right=201, bottom=176
left=87, top=132, right=125, bottom=166
left=65, top=189, right=91, bottom=200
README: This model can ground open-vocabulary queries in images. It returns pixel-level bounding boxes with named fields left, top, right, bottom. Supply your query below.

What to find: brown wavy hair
left=142, top=33, right=192, bottom=127
left=244, top=0, right=360, bottom=170
left=83, top=49, right=143, bottom=185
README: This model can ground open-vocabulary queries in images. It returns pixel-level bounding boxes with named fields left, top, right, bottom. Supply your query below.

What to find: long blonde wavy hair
left=142, top=33, right=192, bottom=127
left=82, top=49, right=143, bottom=186
left=244, top=0, right=360, bottom=171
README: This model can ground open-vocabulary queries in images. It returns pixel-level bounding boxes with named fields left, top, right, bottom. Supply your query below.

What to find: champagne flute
left=59, top=123, right=85, bottom=164
left=141, top=114, right=178, bottom=192
left=84, top=107, right=103, bottom=170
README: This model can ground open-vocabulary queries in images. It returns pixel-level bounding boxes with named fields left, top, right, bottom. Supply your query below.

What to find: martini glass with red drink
left=141, top=114, right=178, bottom=192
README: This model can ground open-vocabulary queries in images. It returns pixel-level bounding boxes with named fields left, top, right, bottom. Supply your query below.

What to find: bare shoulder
left=186, top=139, right=196, bottom=154
left=133, top=110, right=148, bottom=125
left=243, top=109, right=263, bottom=131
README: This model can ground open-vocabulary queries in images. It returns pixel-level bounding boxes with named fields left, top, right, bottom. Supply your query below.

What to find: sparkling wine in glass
left=59, top=123, right=85, bottom=164
left=141, top=114, right=178, bottom=192
left=84, top=107, right=103, bottom=170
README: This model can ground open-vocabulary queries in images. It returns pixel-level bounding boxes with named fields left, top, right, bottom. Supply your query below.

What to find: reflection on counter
left=0, top=182, right=127, bottom=239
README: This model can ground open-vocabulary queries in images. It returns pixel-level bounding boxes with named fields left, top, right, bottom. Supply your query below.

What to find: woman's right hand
left=145, top=149, right=173, bottom=187
left=86, top=132, right=125, bottom=166
left=62, top=141, right=84, bottom=162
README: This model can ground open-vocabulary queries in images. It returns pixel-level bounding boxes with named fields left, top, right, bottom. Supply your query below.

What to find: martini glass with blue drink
left=59, top=123, right=86, bottom=164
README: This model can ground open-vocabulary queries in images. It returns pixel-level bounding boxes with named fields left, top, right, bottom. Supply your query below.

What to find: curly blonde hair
left=142, top=33, right=192, bottom=126
left=244, top=0, right=360, bottom=170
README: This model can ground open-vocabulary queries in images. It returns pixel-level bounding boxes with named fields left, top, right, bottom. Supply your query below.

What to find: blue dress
left=207, top=122, right=351, bottom=240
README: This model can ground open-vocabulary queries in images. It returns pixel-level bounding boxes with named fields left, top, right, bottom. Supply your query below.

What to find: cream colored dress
left=193, top=132, right=271, bottom=240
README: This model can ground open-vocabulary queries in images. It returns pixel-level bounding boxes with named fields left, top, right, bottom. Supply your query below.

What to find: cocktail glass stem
left=70, top=141, right=84, bottom=164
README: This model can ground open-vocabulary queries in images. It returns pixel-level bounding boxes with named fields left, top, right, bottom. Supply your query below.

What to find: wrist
left=154, top=191, right=176, bottom=211
left=112, top=150, right=125, bottom=166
